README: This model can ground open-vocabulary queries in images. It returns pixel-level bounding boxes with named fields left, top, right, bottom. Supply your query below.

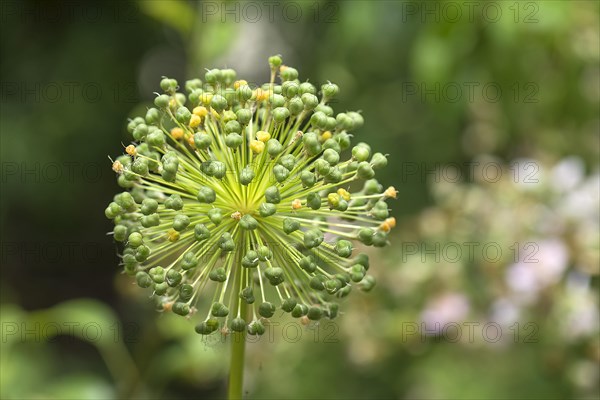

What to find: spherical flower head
left=106, top=56, right=396, bottom=336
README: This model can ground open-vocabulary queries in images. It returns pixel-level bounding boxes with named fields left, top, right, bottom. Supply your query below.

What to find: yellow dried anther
left=233, top=80, right=248, bottom=90
left=112, top=160, right=124, bottom=173
left=186, top=134, right=196, bottom=148
left=167, top=228, right=180, bottom=242
left=256, top=130, right=271, bottom=142
left=254, top=88, right=269, bottom=102
left=231, top=211, right=242, bottom=220
left=125, top=145, right=136, bottom=156
left=250, top=140, right=265, bottom=154
left=321, top=130, right=332, bottom=141
left=337, top=188, right=351, bottom=201
left=193, top=106, right=208, bottom=118
left=384, top=186, right=398, bottom=199
left=280, top=65, right=289, bottom=72
left=162, top=302, right=174, bottom=312
left=189, top=114, right=201, bottom=128
left=300, top=315, right=309, bottom=325
left=210, top=109, right=220, bottom=119
left=171, top=127, right=185, bottom=139
left=200, top=93, right=213, bottom=105
left=379, top=217, right=396, bottom=233
left=292, top=199, right=302, bottom=210
left=168, top=97, right=178, bottom=108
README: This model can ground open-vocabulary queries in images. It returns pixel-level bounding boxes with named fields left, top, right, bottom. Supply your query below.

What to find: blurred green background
left=1, top=0, right=598, bottom=399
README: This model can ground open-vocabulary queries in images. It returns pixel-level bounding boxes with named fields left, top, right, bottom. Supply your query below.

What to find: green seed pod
left=173, top=214, right=190, bottom=231
left=272, top=107, right=290, bottom=123
left=257, top=246, right=272, bottom=261
left=247, top=320, right=265, bottom=336
left=242, top=251, right=259, bottom=268
left=128, top=232, right=143, bottom=248
left=299, top=82, right=316, bottom=95
left=326, top=303, right=339, bottom=319
left=306, top=193, right=321, bottom=210
left=352, top=144, right=371, bottom=162
left=141, top=213, right=160, bottom=228
left=194, top=223, right=211, bottom=241
left=221, top=68, right=237, bottom=85
left=145, top=108, right=161, bottom=124
left=357, top=161, right=375, bottom=180
left=307, top=306, right=323, bottom=320
left=302, top=132, right=321, bottom=155
left=273, top=164, right=289, bottom=183
left=259, top=301, right=276, bottom=318
left=314, top=159, right=331, bottom=176
left=315, top=104, right=334, bottom=117
left=135, top=245, right=150, bottom=262
left=205, top=161, right=227, bottom=179
left=113, top=225, right=128, bottom=242
left=310, top=275, right=326, bottom=290
left=347, top=111, right=364, bottom=129
left=281, top=298, right=297, bottom=312
left=291, top=304, right=309, bottom=318
left=363, top=179, right=382, bottom=195
left=140, top=198, right=158, bottom=215
left=219, top=233, right=235, bottom=252
left=372, top=231, right=388, bottom=247
left=278, top=154, right=296, bottom=170
left=210, top=94, right=228, bottom=111
left=154, top=282, right=168, bottom=295
left=160, top=77, right=176, bottom=92
left=280, top=67, right=298, bottom=81
left=264, top=186, right=281, bottom=204
left=225, top=120, right=241, bottom=134
left=225, top=133, right=243, bottom=149
left=236, top=108, right=252, bottom=125
left=204, top=70, right=221, bottom=85
left=310, top=111, right=327, bottom=128
left=266, top=139, right=283, bottom=157
left=236, top=85, right=253, bottom=102
left=300, top=170, right=316, bottom=187
left=222, top=110, right=237, bottom=123
left=323, top=138, right=341, bottom=153
left=149, top=266, right=165, bottom=281
left=321, top=82, right=339, bottom=98
left=355, top=253, right=370, bottom=270
left=179, top=284, right=194, bottom=301
left=360, top=275, right=376, bottom=292
left=175, top=106, right=191, bottom=124
left=301, top=93, right=319, bottom=110
left=350, top=264, right=366, bottom=282
left=325, top=279, right=342, bottom=294
left=303, top=228, right=324, bottom=249
left=166, top=269, right=183, bottom=287
left=335, top=240, right=353, bottom=258
left=282, top=81, right=299, bottom=98
left=239, top=287, right=255, bottom=304
left=197, top=186, right=216, bottom=203
left=371, top=201, right=389, bottom=220
left=240, top=165, right=255, bottom=185
left=181, top=251, right=198, bottom=270
left=230, top=317, right=246, bottom=332
left=299, top=256, right=317, bottom=273
left=358, top=228, right=375, bottom=245
left=371, top=152, right=388, bottom=169
left=336, top=112, right=353, bottom=130
left=163, top=194, right=182, bottom=210
left=269, top=94, right=286, bottom=108
left=264, top=267, right=285, bottom=286
left=154, top=94, right=170, bottom=108
left=172, top=302, right=190, bottom=316
left=136, top=271, right=153, bottom=288
left=336, top=132, right=351, bottom=149
left=288, top=97, right=304, bottom=115
left=211, top=302, right=229, bottom=317
left=195, top=318, right=220, bottom=335
left=132, top=124, right=148, bottom=140
left=116, top=192, right=136, bottom=212
left=185, top=78, right=202, bottom=93
left=208, top=268, right=227, bottom=282
left=258, top=203, right=277, bottom=217
left=240, top=214, right=258, bottom=230
left=194, top=132, right=212, bottom=149
left=146, top=130, right=166, bottom=147
left=269, top=55, right=282, bottom=67
left=283, top=218, right=300, bottom=234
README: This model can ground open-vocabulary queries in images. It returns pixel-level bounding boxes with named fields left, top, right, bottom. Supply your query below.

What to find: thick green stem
left=228, top=328, right=246, bottom=400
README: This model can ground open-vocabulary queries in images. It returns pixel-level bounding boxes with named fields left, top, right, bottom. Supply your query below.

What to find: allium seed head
left=106, top=56, right=396, bottom=336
